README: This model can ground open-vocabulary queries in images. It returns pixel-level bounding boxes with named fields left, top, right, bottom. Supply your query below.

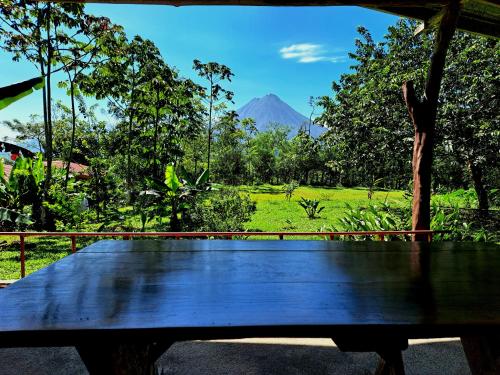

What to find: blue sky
left=0, top=5, right=399, bottom=139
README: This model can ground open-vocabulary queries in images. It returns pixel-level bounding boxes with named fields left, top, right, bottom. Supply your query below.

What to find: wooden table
left=0, top=240, right=499, bottom=374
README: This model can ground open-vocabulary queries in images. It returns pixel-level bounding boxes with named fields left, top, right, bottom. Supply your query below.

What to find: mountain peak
left=237, top=94, right=325, bottom=138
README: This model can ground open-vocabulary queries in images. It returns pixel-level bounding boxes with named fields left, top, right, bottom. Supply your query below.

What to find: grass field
left=0, top=186, right=407, bottom=280
left=241, top=185, right=405, bottom=232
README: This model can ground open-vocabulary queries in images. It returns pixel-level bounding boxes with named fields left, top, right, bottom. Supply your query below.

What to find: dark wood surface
left=1, top=240, right=499, bottom=347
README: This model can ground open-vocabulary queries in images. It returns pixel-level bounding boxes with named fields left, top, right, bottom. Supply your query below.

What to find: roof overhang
left=59, top=0, right=499, bottom=38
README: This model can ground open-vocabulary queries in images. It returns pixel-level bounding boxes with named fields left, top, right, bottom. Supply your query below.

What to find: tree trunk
left=207, top=79, right=213, bottom=183
left=468, top=161, right=489, bottom=212
left=152, top=87, right=160, bottom=179
left=402, top=0, right=461, bottom=241
left=42, top=2, right=55, bottom=230
left=65, top=78, right=77, bottom=189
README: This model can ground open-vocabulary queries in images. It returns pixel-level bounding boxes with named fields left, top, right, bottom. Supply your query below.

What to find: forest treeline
left=1, top=1, right=498, bottom=231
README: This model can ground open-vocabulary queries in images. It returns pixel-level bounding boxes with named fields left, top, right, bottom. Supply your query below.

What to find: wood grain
left=0, top=240, right=499, bottom=347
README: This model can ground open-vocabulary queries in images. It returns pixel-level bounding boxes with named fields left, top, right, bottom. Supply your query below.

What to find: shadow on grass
left=238, top=185, right=283, bottom=194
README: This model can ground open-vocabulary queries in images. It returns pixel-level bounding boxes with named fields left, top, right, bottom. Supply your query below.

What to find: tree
left=56, top=15, right=119, bottom=188
left=317, top=18, right=498, bottom=215
left=193, top=59, right=234, bottom=181
left=437, top=33, right=499, bottom=212
left=0, top=1, right=93, bottom=219
left=81, top=34, right=161, bottom=190
left=212, top=110, right=248, bottom=184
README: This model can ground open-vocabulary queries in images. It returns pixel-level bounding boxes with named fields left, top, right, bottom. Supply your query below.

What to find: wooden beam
left=461, top=336, right=500, bottom=375
left=48, top=0, right=500, bottom=38
left=413, top=5, right=448, bottom=34
left=402, top=0, right=462, bottom=240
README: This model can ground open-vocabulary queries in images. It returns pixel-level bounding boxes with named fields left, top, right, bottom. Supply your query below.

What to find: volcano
left=237, top=94, right=325, bottom=138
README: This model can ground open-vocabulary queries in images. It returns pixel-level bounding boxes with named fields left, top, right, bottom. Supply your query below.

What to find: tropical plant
left=336, top=202, right=407, bottom=234
left=0, top=155, right=45, bottom=229
left=298, top=197, right=325, bottom=219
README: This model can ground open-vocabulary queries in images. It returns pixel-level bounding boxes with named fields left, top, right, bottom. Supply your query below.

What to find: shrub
left=298, top=197, right=325, bottom=219
left=184, top=188, right=256, bottom=232
left=335, top=202, right=408, bottom=234
left=282, top=181, right=299, bottom=201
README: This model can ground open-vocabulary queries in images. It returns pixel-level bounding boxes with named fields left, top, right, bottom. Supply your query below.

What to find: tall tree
left=193, top=59, right=234, bottom=181
left=81, top=34, right=161, bottom=190
left=56, top=15, right=119, bottom=188
left=0, top=1, right=93, bottom=227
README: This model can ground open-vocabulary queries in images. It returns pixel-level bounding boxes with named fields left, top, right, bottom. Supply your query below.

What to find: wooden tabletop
left=1, top=240, right=499, bottom=347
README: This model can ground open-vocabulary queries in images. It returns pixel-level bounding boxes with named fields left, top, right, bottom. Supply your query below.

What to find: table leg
left=374, top=348, right=405, bottom=375
left=461, top=335, right=500, bottom=375
left=76, top=341, right=173, bottom=375
left=333, top=336, right=407, bottom=375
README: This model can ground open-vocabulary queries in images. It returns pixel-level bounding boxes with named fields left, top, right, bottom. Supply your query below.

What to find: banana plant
left=0, top=156, right=44, bottom=228
left=164, top=165, right=209, bottom=231
left=0, top=77, right=44, bottom=110
left=298, top=197, right=325, bottom=219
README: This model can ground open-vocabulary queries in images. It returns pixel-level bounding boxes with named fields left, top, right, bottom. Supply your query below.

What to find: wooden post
left=461, top=336, right=500, bottom=375
left=375, top=348, right=406, bottom=375
left=403, top=0, right=461, bottom=241
left=76, top=341, right=173, bottom=375
left=20, top=235, right=25, bottom=278
left=71, top=235, right=76, bottom=253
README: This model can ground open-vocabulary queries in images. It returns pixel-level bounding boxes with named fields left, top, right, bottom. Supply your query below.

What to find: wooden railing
left=0, top=230, right=444, bottom=278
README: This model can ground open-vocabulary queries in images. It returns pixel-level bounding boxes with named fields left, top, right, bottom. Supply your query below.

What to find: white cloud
left=279, top=43, right=345, bottom=64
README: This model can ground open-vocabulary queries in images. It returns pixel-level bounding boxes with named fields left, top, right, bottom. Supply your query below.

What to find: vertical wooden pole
left=71, top=235, right=76, bottom=253
left=20, top=235, right=25, bottom=278
left=461, top=336, right=500, bottom=375
left=403, top=0, right=461, bottom=241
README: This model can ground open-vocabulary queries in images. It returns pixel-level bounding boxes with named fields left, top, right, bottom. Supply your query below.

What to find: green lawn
left=241, top=185, right=405, bottom=232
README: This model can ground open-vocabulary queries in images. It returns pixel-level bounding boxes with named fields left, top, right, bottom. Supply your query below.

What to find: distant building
left=2, top=160, right=90, bottom=180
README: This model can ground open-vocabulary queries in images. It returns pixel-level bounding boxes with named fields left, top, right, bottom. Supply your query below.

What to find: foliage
left=44, top=168, right=89, bottom=230
left=0, top=155, right=44, bottom=230
left=298, top=197, right=325, bottom=219
left=184, top=188, right=256, bottom=232
left=334, top=202, right=408, bottom=234
left=430, top=204, right=499, bottom=242
left=316, top=19, right=499, bottom=207
left=332, top=199, right=498, bottom=242
left=193, top=59, right=234, bottom=181
left=282, top=181, right=299, bottom=201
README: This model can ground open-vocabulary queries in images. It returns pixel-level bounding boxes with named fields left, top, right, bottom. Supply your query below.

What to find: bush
left=332, top=200, right=498, bottom=242
left=184, top=188, right=256, bottom=232
left=333, top=202, right=408, bottom=238
left=298, top=197, right=325, bottom=219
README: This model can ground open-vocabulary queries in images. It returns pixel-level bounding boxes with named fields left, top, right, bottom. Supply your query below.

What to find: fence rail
left=0, top=230, right=445, bottom=279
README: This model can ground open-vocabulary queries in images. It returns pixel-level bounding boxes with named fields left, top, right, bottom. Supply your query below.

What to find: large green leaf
left=164, top=165, right=180, bottom=193
left=195, top=169, right=209, bottom=186
left=0, top=158, right=4, bottom=184
left=0, top=77, right=45, bottom=110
